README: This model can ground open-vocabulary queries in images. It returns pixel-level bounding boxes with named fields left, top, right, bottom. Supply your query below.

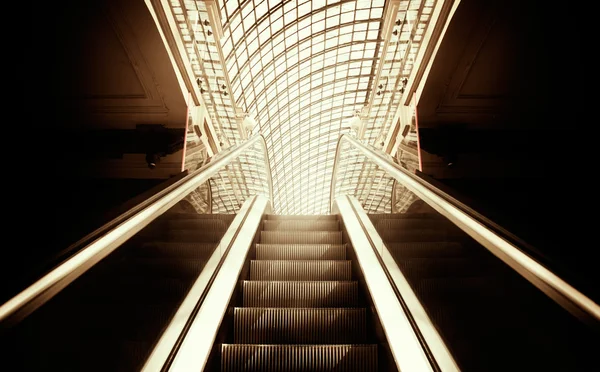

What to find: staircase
left=7, top=210, right=235, bottom=372
left=221, top=214, right=378, bottom=371
left=370, top=204, right=598, bottom=371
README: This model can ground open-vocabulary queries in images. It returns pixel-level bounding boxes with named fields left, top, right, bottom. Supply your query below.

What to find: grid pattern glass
left=334, top=0, right=436, bottom=213
left=334, top=141, right=394, bottom=213
left=220, top=0, right=386, bottom=214
left=170, top=0, right=438, bottom=214
left=209, top=142, right=271, bottom=213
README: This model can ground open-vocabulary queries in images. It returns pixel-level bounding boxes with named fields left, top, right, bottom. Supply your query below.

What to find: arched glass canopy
left=169, top=0, right=438, bottom=214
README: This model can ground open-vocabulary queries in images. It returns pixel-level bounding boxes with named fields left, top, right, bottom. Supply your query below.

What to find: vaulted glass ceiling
left=168, top=0, right=437, bottom=214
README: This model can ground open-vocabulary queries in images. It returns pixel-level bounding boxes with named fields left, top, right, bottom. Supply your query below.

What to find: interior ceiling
left=51, top=0, right=190, bottom=180
left=414, top=0, right=565, bottom=180
left=168, top=0, right=436, bottom=214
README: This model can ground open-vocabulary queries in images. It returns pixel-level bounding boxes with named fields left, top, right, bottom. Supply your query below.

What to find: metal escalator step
left=234, top=308, right=366, bottom=344
left=243, top=281, right=358, bottom=307
left=265, top=214, right=338, bottom=220
left=162, top=212, right=235, bottom=222
left=396, top=257, right=500, bottom=279
left=375, top=217, right=456, bottom=230
left=142, top=215, right=229, bottom=232
left=90, top=257, right=210, bottom=280
left=369, top=213, right=440, bottom=222
left=413, top=276, right=516, bottom=304
left=159, top=229, right=225, bottom=242
left=20, top=338, right=151, bottom=372
left=423, top=300, right=537, bottom=343
left=34, top=302, right=177, bottom=342
left=135, top=228, right=225, bottom=242
left=260, top=231, right=342, bottom=244
left=66, top=275, right=192, bottom=304
left=263, top=220, right=339, bottom=231
left=386, top=242, right=471, bottom=257
left=250, top=260, right=351, bottom=281
left=378, top=228, right=465, bottom=243
left=221, top=344, right=377, bottom=371
left=134, top=242, right=218, bottom=258
left=255, top=244, right=346, bottom=260
left=164, top=218, right=229, bottom=230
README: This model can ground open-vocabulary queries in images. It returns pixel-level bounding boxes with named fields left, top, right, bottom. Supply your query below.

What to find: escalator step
left=260, top=231, right=342, bottom=244
left=396, top=257, right=500, bottom=279
left=243, top=281, right=358, bottom=307
left=161, top=212, right=236, bottom=222
left=265, top=214, right=338, bottom=221
left=256, top=244, right=346, bottom=260
left=250, top=260, right=351, bottom=281
left=132, top=242, right=218, bottom=259
left=87, top=257, right=211, bottom=280
left=375, top=217, right=455, bottom=230
left=377, top=228, right=465, bottom=243
left=413, top=276, right=517, bottom=304
left=164, top=218, right=229, bottom=230
left=369, top=213, right=440, bottom=222
left=234, top=308, right=366, bottom=344
left=386, top=242, right=472, bottom=257
left=65, top=275, right=192, bottom=304
left=263, top=220, right=339, bottom=231
left=221, top=344, right=377, bottom=371
left=19, top=338, right=151, bottom=372
left=31, top=302, right=178, bottom=342
left=137, top=229, right=225, bottom=243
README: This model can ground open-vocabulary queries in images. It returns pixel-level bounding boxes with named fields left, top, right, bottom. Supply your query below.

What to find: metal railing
left=330, top=133, right=600, bottom=325
left=0, top=134, right=272, bottom=324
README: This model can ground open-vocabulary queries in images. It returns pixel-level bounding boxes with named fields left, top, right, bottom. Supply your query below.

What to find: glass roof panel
left=172, top=0, right=439, bottom=214
left=219, top=0, right=388, bottom=214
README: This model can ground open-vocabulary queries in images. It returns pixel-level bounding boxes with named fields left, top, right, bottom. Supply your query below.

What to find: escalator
left=214, top=214, right=387, bottom=371
left=4, top=131, right=599, bottom=371
left=369, top=202, right=599, bottom=371
left=4, top=207, right=235, bottom=371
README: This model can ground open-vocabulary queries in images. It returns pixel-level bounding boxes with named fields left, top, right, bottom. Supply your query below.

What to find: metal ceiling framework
left=166, top=0, right=438, bottom=214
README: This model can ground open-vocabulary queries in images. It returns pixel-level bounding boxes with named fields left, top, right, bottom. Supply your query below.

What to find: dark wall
left=415, top=0, right=595, bottom=301
left=427, top=176, right=598, bottom=304
left=2, top=0, right=188, bottom=303
left=1, top=177, right=166, bottom=304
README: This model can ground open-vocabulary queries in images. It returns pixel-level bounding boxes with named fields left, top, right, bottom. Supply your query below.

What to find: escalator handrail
left=0, top=134, right=273, bottom=323
left=330, top=133, right=600, bottom=324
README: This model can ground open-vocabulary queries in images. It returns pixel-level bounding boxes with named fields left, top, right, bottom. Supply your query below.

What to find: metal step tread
left=221, top=344, right=377, bottom=372
left=265, top=214, right=338, bottom=220
left=136, top=229, right=225, bottom=243
left=368, top=213, right=441, bottom=221
left=378, top=228, right=466, bottom=243
left=84, top=258, right=210, bottom=280
left=384, top=242, right=471, bottom=257
left=17, top=338, right=151, bottom=372
left=161, top=212, right=236, bottom=221
left=256, top=244, right=346, bottom=260
left=133, top=242, right=218, bottom=258
left=261, top=231, right=343, bottom=244
left=243, top=280, right=359, bottom=307
left=250, top=260, right=351, bottom=281
left=263, top=220, right=339, bottom=231
left=163, top=218, right=229, bottom=230
left=396, top=257, right=501, bottom=279
left=234, top=307, right=366, bottom=344
left=374, top=217, right=457, bottom=230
